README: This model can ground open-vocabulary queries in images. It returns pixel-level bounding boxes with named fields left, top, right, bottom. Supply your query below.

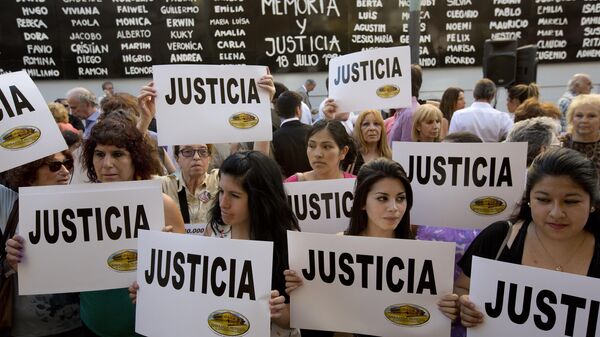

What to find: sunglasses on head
left=46, top=159, right=74, bottom=172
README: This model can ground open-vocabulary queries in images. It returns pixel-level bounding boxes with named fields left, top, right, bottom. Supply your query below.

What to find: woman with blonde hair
left=347, top=109, right=392, bottom=175
left=412, top=104, right=443, bottom=142
left=48, top=102, right=80, bottom=134
left=507, top=82, right=540, bottom=113
left=561, top=94, right=600, bottom=176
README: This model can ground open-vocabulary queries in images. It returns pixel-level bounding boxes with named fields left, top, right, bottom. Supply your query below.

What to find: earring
left=527, top=202, right=531, bottom=207
left=592, top=206, right=596, bottom=213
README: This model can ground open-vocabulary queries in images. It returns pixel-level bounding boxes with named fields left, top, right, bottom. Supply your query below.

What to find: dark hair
left=508, top=83, right=540, bottom=103
left=102, top=81, right=113, bottom=90
left=514, top=98, right=561, bottom=123
left=346, top=158, right=413, bottom=239
left=82, top=113, right=158, bottom=182
left=511, top=147, right=600, bottom=236
left=62, top=130, right=82, bottom=149
left=276, top=91, right=302, bottom=119
left=273, top=81, right=289, bottom=102
left=208, top=151, right=300, bottom=294
left=411, top=64, right=423, bottom=98
left=506, top=117, right=560, bottom=167
left=5, top=150, right=73, bottom=190
left=307, top=120, right=356, bottom=168
left=443, top=132, right=483, bottom=143
left=439, top=87, right=464, bottom=120
left=100, top=93, right=142, bottom=119
left=473, top=78, right=496, bottom=101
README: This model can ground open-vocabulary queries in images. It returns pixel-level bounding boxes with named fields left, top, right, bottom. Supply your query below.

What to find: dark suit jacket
left=272, top=120, right=312, bottom=178
left=296, top=86, right=311, bottom=110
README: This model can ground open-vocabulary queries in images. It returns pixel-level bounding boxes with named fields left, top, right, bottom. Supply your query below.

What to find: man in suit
left=272, top=91, right=312, bottom=178
left=66, top=87, right=99, bottom=139
left=296, top=79, right=316, bottom=110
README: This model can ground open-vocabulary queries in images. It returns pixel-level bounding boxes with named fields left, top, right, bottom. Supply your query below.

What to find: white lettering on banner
left=25, top=69, right=60, bottom=77
left=115, top=17, right=152, bottom=26
left=537, top=5, right=563, bottom=14
left=160, top=5, right=200, bottom=14
left=25, top=45, right=52, bottom=54
left=16, top=18, right=48, bottom=28
left=78, top=67, right=108, bottom=76
left=117, top=30, right=152, bottom=39
left=70, top=19, right=100, bottom=27
left=264, top=35, right=341, bottom=56
left=170, top=54, right=203, bottom=62
left=117, top=5, right=149, bottom=13
left=124, top=66, right=152, bottom=75
left=23, top=32, right=49, bottom=41
left=121, top=42, right=152, bottom=50
left=23, top=56, right=56, bottom=66
left=261, top=0, right=341, bottom=16
left=21, top=6, right=48, bottom=15
left=61, top=7, right=100, bottom=15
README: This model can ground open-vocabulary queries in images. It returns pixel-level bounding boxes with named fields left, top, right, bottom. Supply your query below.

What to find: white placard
left=18, top=181, right=164, bottom=295
left=328, top=46, right=411, bottom=113
left=284, top=178, right=355, bottom=234
left=288, top=231, right=455, bottom=336
left=184, top=223, right=206, bottom=236
left=393, top=142, right=527, bottom=229
left=153, top=64, right=272, bottom=145
left=136, top=231, right=273, bottom=337
left=469, top=256, right=600, bottom=337
left=0, top=71, right=67, bottom=173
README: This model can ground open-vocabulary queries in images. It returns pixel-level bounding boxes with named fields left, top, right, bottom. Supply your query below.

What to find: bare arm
left=455, top=271, right=484, bottom=327
left=162, top=193, right=185, bottom=234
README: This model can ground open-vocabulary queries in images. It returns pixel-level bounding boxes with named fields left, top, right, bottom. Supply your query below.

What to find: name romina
left=407, top=155, right=513, bottom=187
left=333, top=56, right=402, bottom=85
left=144, top=248, right=256, bottom=300
left=0, top=85, right=35, bottom=120
left=485, top=280, right=599, bottom=336
left=164, top=77, right=261, bottom=105
left=29, top=205, right=149, bottom=244
left=302, top=249, right=437, bottom=295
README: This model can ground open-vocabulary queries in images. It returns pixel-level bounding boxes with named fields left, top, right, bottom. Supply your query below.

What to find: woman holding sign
left=285, top=120, right=356, bottom=182
left=346, top=109, right=392, bottom=175
left=4, top=151, right=82, bottom=337
left=456, top=147, right=600, bottom=328
left=285, top=158, right=460, bottom=336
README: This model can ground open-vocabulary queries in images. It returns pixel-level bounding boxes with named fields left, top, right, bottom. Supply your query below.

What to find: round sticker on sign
left=0, top=125, right=41, bottom=149
left=470, top=196, right=507, bottom=215
left=376, top=84, right=400, bottom=98
left=384, top=304, right=430, bottom=326
left=207, top=309, right=250, bottom=336
left=107, top=249, right=137, bottom=272
left=229, top=112, right=259, bottom=129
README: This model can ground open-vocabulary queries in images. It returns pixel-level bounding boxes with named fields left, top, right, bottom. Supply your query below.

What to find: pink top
left=284, top=172, right=355, bottom=182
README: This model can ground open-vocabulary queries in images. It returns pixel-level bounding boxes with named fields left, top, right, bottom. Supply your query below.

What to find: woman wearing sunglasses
left=158, top=144, right=219, bottom=226
left=3, top=150, right=83, bottom=337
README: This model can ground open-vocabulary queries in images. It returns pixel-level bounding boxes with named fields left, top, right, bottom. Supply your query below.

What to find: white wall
left=35, top=61, right=600, bottom=113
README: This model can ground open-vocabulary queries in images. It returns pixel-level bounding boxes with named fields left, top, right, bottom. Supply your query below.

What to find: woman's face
left=364, top=177, right=407, bottom=236
left=507, top=97, right=521, bottom=113
left=455, top=92, right=466, bottom=111
left=93, top=144, right=135, bottom=182
left=218, top=174, right=250, bottom=228
left=417, top=116, right=441, bottom=142
left=32, top=152, right=72, bottom=186
left=177, top=144, right=211, bottom=179
left=360, top=113, right=382, bottom=145
left=530, top=175, right=591, bottom=241
left=307, top=128, right=348, bottom=173
left=571, top=103, right=600, bottom=139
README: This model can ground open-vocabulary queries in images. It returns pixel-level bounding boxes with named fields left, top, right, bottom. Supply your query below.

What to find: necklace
left=533, top=225, right=587, bottom=272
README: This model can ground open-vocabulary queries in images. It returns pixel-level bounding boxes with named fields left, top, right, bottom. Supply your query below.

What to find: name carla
left=29, top=205, right=149, bottom=244
left=144, top=248, right=256, bottom=300
left=164, top=77, right=261, bottom=105
left=302, top=249, right=437, bottom=294
left=333, top=57, right=402, bottom=86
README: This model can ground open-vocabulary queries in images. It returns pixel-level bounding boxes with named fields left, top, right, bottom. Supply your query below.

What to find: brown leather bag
left=0, top=200, right=19, bottom=329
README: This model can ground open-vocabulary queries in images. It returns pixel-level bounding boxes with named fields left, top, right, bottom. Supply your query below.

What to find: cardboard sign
left=18, top=181, right=164, bottom=295
left=284, top=178, right=355, bottom=234
left=328, top=46, right=411, bottom=113
left=469, top=256, right=600, bottom=337
left=288, top=231, right=455, bottom=336
left=393, top=142, right=527, bottom=229
left=153, top=64, right=272, bottom=145
left=136, top=231, right=273, bottom=337
left=0, top=70, right=67, bottom=173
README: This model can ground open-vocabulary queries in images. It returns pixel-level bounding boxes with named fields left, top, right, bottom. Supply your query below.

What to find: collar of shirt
left=280, top=117, right=300, bottom=127
left=85, top=110, right=100, bottom=125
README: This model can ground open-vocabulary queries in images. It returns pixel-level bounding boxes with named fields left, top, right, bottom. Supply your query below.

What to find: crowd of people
left=0, top=69, right=598, bottom=337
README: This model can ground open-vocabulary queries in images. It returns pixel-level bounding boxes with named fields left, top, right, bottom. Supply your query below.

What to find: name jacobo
left=29, top=205, right=149, bottom=244
left=164, top=77, right=261, bottom=105
left=145, top=249, right=256, bottom=300
left=486, top=280, right=599, bottom=336
left=333, top=56, right=402, bottom=86
left=0, top=85, right=35, bottom=121
left=407, top=155, right=513, bottom=187
left=302, top=250, right=437, bottom=294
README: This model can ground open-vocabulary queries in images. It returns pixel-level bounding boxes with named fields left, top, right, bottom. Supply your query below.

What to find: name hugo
left=29, top=205, right=149, bottom=244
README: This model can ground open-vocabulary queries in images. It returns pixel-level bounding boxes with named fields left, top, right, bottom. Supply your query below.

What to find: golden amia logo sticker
left=470, top=196, right=507, bottom=215
left=384, top=304, right=430, bottom=326
left=376, top=84, right=400, bottom=98
left=228, top=112, right=259, bottom=129
left=207, top=310, right=250, bottom=336
left=107, top=249, right=137, bottom=272
left=0, top=126, right=41, bottom=150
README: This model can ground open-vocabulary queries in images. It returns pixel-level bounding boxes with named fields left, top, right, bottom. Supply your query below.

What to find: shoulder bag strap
left=177, top=187, right=190, bottom=224
left=494, top=220, right=512, bottom=260
left=1, top=199, right=19, bottom=274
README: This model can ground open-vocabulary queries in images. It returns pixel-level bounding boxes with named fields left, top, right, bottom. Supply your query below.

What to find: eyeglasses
left=180, top=148, right=210, bottom=158
left=46, top=159, right=74, bottom=172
